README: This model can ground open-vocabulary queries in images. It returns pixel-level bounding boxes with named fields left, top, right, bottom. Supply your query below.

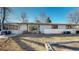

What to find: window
left=66, top=25, right=72, bottom=29
left=0, top=24, right=18, bottom=30
left=4, top=25, right=8, bottom=30
left=52, top=25, right=58, bottom=29
left=8, top=25, right=18, bottom=30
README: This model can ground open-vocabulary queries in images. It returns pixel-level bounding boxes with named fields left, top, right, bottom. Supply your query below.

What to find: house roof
left=3, top=23, right=79, bottom=25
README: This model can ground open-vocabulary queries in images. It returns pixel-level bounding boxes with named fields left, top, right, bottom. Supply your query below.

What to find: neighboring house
left=0, top=23, right=79, bottom=34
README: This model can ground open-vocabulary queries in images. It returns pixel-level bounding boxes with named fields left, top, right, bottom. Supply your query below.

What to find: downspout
left=38, top=24, right=40, bottom=34
left=27, top=24, right=28, bottom=33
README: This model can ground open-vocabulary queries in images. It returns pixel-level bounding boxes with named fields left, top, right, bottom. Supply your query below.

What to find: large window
left=0, top=24, right=18, bottom=30
left=52, top=25, right=58, bottom=29
left=8, top=25, right=18, bottom=30
left=4, top=25, right=8, bottom=30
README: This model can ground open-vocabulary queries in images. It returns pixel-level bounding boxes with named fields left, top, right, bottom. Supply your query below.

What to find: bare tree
left=39, top=12, right=48, bottom=23
left=0, top=7, right=11, bottom=31
left=20, top=12, right=28, bottom=23
left=68, top=10, right=79, bottom=24
left=34, top=17, right=41, bottom=33
left=35, top=17, right=41, bottom=23
left=20, top=12, right=29, bottom=32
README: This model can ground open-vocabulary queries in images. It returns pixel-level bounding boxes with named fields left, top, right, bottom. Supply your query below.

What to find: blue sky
left=9, top=7, right=78, bottom=23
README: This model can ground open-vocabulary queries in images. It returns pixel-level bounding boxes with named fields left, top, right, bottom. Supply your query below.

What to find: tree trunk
left=1, top=7, right=6, bottom=31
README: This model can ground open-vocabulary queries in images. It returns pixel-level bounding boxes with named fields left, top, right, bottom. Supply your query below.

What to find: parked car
left=1, top=30, right=11, bottom=35
left=63, top=31, right=71, bottom=34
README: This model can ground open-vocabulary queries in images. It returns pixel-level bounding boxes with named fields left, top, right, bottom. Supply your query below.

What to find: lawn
left=0, top=34, right=79, bottom=51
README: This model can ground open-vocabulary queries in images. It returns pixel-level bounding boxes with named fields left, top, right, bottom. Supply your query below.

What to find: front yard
left=0, top=34, right=79, bottom=51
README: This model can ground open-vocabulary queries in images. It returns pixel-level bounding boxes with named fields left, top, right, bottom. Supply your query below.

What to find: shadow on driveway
left=52, top=44, right=79, bottom=51
left=51, top=41, right=79, bottom=51
left=12, top=37, right=36, bottom=51
left=19, top=34, right=79, bottom=38
left=21, top=38, right=45, bottom=47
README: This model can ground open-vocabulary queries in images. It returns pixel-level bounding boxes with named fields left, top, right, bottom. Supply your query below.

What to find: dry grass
left=0, top=34, right=79, bottom=51
left=0, top=38, right=23, bottom=51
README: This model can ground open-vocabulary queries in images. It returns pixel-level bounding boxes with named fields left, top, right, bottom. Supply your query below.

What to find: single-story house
left=0, top=23, right=79, bottom=34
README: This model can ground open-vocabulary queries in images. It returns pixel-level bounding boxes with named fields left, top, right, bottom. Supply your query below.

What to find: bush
left=1, top=31, right=11, bottom=35
left=63, top=31, right=71, bottom=34
left=76, top=31, right=79, bottom=34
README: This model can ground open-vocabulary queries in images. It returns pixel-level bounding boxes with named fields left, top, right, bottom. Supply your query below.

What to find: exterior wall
left=40, top=25, right=52, bottom=33
left=10, top=24, right=76, bottom=34
left=10, top=24, right=27, bottom=34
left=19, top=24, right=27, bottom=32
left=58, top=25, right=66, bottom=29
left=0, top=23, right=77, bottom=35
left=44, top=29, right=63, bottom=34
left=40, top=25, right=67, bottom=34
left=44, top=29, right=76, bottom=34
left=19, top=25, right=27, bottom=33
left=40, top=25, right=76, bottom=34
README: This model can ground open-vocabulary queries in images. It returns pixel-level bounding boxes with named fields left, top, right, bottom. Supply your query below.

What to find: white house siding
left=19, top=24, right=27, bottom=33
left=44, top=29, right=63, bottom=34
left=8, top=24, right=76, bottom=34
left=10, top=24, right=27, bottom=34
left=58, top=25, right=76, bottom=34
left=42, top=25, right=76, bottom=34
left=44, top=29, right=76, bottom=34
left=40, top=25, right=52, bottom=33
left=41, top=25, right=66, bottom=34
left=58, top=25, right=66, bottom=29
